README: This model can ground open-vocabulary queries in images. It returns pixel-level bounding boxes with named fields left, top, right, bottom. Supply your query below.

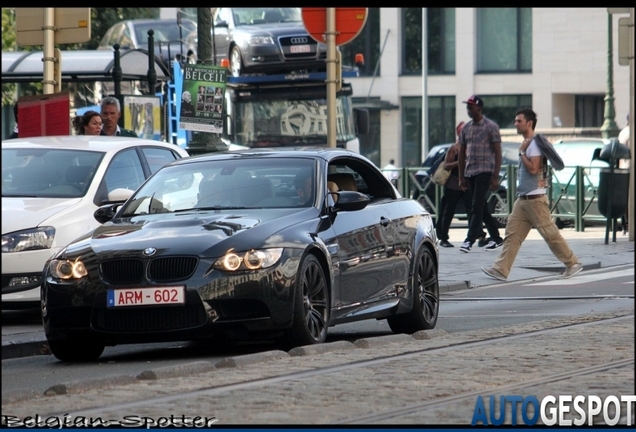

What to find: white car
left=2, top=136, right=189, bottom=309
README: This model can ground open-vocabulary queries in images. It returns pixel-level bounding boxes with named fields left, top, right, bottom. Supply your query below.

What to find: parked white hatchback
left=2, top=136, right=189, bottom=309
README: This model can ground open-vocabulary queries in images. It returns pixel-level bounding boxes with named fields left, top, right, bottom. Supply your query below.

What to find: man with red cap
left=457, top=95, right=504, bottom=253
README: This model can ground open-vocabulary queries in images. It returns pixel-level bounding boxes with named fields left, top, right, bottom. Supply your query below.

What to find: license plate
left=107, top=286, right=185, bottom=307
left=290, top=45, right=310, bottom=53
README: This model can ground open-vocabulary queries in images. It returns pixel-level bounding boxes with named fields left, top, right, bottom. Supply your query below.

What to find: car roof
left=2, top=136, right=188, bottom=155
left=170, top=147, right=358, bottom=166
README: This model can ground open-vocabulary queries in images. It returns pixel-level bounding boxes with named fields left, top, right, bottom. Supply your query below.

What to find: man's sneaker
left=477, top=235, right=490, bottom=247
left=558, top=263, right=583, bottom=279
left=484, top=239, right=503, bottom=251
left=459, top=241, right=472, bottom=253
left=481, top=267, right=507, bottom=281
left=439, top=240, right=454, bottom=248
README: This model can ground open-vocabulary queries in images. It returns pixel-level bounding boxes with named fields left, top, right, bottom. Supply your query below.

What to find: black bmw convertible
left=42, top=148, right=439, bottom=361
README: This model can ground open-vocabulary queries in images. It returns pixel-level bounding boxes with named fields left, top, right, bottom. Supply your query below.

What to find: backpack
left=534, top=134, right=564, bottom=171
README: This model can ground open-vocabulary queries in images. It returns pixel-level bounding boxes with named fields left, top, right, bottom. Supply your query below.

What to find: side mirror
left=94, top=203, right=120, bottom=224
left=107, top=188, right=134, bottom=203
left=333, top=191, right=370, bottom=212
left=215, top=20, right=229, bottom=28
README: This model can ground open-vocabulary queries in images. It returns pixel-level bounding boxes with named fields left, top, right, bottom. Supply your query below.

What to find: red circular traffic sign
left=302, top=8, right=368, bottom=46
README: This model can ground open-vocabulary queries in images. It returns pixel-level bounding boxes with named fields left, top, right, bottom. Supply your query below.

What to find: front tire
left=284, top=254, right=329, bottom=348
left=230, top=46, right=243, bottom=77
left=387, top=246, right=439, bottom=334
left=48, top=337, right=105, bottom=362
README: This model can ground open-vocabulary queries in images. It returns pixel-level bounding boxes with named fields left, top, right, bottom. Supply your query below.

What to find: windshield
left=134, top=20, right=196, bottom=43
left=232, top=8, right=301, bottom=25
left=120, top=157, right=317, bottom=216
left=232, top=97, right=356, bottom=148
left=2, top=148, right=104, bottom=198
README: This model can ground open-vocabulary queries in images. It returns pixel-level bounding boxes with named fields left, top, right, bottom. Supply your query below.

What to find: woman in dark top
left=436, top=122, right=474, bottom=247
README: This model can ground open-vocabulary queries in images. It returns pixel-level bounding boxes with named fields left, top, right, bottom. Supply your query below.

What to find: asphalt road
left=2, top=266, right=632, bottom=398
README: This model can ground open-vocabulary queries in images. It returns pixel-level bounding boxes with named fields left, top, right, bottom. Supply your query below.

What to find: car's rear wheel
left=284, top=254, right=329, bottom=348
left=48, top=337, right=105, bottom=362
left=387, top=246, right=439, bottom=334
left=230, top=46, right=243, bottom=77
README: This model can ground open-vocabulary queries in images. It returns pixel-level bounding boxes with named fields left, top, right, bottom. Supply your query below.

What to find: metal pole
left=600, top=12, right=620, bottom=139
left=42, top=8, right=55, bottom=95
left=327, top=8, right=337, bottom=148
left=147, top=30, right=157, bottom=95
left=113, top=44, right=122, bottom=97
left=629, top=8, right=635, bottom=242
left=421, top=8, right=428, bottom=161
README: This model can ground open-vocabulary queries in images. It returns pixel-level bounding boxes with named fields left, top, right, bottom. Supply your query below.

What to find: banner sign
left=123, top=96, right=161, bottom=140
left=18, top=92, right=70, bottom=137
left=179, top=64, right=227, bottom=134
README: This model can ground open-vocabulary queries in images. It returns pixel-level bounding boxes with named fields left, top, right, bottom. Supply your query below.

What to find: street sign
left=302, top=8, right=368, bottom=46
left=16, top=8, right=90, bottom=46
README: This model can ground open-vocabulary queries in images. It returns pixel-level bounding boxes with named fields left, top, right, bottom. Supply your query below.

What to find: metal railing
left=383, top=165, right=607, bottom=232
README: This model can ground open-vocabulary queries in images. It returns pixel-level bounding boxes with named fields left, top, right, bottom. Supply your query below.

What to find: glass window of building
left=401, top=8, right=456, bottom=76
left=575, top=95, right=604, bottom=128
left=479, top=95, right=533, bottom=128
left=477, top=8, right=532, bottom=73
left=341, top=8, right=380, bottom=77
left=401, top=96, right=455, bottom=167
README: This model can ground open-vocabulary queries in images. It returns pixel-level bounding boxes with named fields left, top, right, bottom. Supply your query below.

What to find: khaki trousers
left=493, top=195, right=579, bottom=278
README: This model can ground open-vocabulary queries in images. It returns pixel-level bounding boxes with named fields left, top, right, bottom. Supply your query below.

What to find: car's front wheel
left=230, top=46, right=243, bottom=77
left=387, top=246, right=439, bottom=334
left=48, top=337, right=105, bottom=362
left=284, top=254, right=329, bottom=348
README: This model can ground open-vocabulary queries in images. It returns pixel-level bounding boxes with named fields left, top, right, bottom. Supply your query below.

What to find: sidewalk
left=438, top=223, right=634, bottom=292
left=2, top=224, right=634, bottom=360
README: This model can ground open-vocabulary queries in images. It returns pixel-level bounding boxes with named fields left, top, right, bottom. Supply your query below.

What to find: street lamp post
left=600, top=13, right=620, bottom=139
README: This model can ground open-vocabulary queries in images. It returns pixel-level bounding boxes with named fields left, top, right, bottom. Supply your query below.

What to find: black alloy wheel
left=48, top=337, right=105, bottom=362
left=285, top=254, right=329, bottom=347
left=387, top=246, right=439, bottom=334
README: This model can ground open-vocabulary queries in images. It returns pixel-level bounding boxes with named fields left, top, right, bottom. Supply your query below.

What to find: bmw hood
left=1, top=197, right=81, bottom=234
left=72, top=209, right=312, bottom=258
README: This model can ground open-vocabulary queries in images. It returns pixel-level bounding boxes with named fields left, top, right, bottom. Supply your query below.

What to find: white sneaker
left=481, top=267, right=507, bottom=281
left=459, top=241, right=472, bottom=253
left=558, top=263, right=583, bottom=279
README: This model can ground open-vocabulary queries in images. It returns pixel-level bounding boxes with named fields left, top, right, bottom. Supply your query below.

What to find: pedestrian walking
left=436, top=122, right=474, bottom=247
left=100, top=97, right=138, bottom=137
left=457, top=95, right=504, bottom=253
left=72, top=110, right=103, bottom=136
left=383, top=159, right=400, bottom=187
left=481, top=107, right=582, bottom=281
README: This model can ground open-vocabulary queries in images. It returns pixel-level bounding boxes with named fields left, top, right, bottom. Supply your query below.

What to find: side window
left=328, top=159, right=394, bottom=202
left=104, top=149, right=145, bottom=194
left=216, top=8, right=230, bottom=25
left=141, top=147, right=179, bottom=174
left=120, top=26, right=134, bottom=49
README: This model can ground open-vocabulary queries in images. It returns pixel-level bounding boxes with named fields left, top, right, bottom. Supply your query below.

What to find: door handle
left=380, top=217, right=390, bottom=227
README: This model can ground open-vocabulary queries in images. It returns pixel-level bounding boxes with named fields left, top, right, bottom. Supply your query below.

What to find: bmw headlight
left=249, top=35, right=274, bottom=45
left=2, top=227, right=55, bottom=253
left=48, top=258, right=88, bottom=280
left=213, top=248, right=283, bottom=272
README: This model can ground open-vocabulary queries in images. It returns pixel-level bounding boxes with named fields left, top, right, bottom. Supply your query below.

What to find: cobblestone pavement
left=2, top=309, right=633, bottom=426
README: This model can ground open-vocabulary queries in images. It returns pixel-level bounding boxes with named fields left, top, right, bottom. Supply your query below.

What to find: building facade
left=348, top=8, right=631, bottom=169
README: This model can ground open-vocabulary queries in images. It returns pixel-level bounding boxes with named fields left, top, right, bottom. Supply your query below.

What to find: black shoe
left=477, top=236, right=490, bottom=247
left=439, top=240, right=454, bottom=248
